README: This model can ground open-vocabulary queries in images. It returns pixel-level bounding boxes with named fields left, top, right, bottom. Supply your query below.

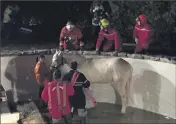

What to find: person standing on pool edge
left=90, top=0, right=112, bottom=48
left=59, top=20, right=84, bottom=51
left=133, top=14, right=154, bottom=54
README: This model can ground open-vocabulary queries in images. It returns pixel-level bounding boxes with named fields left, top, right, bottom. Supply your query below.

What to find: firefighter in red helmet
left=133, top=14, right=154, bottom=53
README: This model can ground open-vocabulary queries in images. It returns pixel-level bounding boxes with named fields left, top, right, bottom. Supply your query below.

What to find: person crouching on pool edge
left=41, top=69, right=75, bottom=124
left=59, top=20, right=84, bottom=51
left=95, top=18, right=122, bottom=55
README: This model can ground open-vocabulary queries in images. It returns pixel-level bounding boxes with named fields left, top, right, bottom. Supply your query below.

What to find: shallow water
left=87, top=103, right=175, bottom=124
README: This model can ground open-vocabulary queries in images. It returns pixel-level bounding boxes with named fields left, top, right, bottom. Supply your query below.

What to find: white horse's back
left=77, top=57, right=132, bottom=84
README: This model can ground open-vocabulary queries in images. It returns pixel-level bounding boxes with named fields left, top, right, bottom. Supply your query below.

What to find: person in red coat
left=133, top=14, right=154, bottom=53
left=41, top=69, right=74, bottom=124
left=59, top=21, right=84, bottom=51
left=95, top=18, right=122, bottom=55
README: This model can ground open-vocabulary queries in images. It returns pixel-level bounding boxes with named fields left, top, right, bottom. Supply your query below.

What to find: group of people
left=34, top=54, right=92, bottom=124
left=59, top=0, right=154, bottom=55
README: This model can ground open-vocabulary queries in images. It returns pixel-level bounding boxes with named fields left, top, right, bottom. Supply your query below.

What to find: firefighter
left=90, top=0, right=112, bottom=47
left=133, top=14, right=154, bottom=54
left=41, top=69, right=74, bottom=124
left=62, top=61, right=90, bottom=124
left=95, top=18, right=122, bottom=55
left=59, top=21, right=84, bottom=51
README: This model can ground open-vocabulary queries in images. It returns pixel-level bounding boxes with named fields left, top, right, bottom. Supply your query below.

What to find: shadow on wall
left=131, top=60, right=175, bottom=118
left=4, top=55, right=52, bottom=105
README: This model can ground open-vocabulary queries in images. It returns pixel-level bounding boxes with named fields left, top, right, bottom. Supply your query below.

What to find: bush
left=109, top=1, right=176, bottom=48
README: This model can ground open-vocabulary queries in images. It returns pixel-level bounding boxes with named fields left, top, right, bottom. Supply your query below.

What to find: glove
left=96, top=49, right=100, bottom=55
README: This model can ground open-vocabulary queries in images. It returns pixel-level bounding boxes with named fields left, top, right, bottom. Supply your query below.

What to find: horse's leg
left=111, top=82, right=122, bottom=113
left=118, top=79, right=127, bottom=114
left=112, top=78, right=127, bottom=114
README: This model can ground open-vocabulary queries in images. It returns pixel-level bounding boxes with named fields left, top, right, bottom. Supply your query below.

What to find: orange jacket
left=34, top=61, right=49, bottom=85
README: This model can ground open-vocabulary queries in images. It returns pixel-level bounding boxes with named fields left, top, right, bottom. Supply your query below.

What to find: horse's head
left=51, top=49, right=64, bottom=68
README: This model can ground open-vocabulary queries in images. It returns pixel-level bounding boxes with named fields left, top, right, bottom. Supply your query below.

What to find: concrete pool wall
left=0, top=51, right=176, bottom=119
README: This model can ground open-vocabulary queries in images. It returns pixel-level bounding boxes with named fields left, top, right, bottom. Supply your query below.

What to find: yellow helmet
left=99, top=18, right=109, bottom=28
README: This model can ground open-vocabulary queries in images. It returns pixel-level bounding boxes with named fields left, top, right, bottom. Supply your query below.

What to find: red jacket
left=41, top=80, right=74, bottom=119
left=59, top=26, right=84, bottom=50
left=133, top=14, right=153, bottom=48
left=96, top=27, right=122, bottom=50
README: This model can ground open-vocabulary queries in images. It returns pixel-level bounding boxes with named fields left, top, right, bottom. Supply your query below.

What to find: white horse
left=51, top=50, right=133, bottom=113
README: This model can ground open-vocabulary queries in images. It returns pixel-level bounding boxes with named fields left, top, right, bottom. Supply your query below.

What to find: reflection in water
left=87, top=103, right=175, bottom=123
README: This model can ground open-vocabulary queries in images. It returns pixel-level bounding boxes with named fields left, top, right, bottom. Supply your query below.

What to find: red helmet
left=138, top=14, right=147, bottom=24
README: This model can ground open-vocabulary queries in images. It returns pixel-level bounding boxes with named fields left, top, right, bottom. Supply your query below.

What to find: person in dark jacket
left=90, top=0, right=112, bottom=47
left=62, top=61, right=90, bottom=124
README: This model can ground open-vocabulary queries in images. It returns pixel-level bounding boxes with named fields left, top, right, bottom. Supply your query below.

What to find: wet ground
left=87, top=103, right=176, bottom=124
left=12, top=101, right=175, bottom=124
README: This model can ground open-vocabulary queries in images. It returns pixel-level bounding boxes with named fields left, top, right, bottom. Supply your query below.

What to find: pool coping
left=1, top=46, right=176, bottom=64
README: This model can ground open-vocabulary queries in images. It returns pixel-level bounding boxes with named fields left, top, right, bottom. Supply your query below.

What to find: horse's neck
left=59, top=64, right=71, bottom=76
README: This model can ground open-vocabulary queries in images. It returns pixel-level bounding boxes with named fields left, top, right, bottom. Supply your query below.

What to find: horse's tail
left=126, top=64, right=133, bottom=106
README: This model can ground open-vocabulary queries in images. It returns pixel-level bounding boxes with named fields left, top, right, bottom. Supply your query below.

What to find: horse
left=51, top=50, right=133, bottom=114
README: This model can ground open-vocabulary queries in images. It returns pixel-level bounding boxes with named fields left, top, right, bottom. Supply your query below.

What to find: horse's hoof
left=121, top=108, right=126, bottom=114
left=121, top=111, right=126, bottom=114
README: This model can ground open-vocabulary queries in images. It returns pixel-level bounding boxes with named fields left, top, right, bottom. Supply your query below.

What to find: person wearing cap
left=62, top=61, right=90, bottom=124
left=133, top=14, right=154, bottom=54
left=41, top=69, right=74, bottom=124
left=59, top=21, right=84, bottom=51
left=95, top=18, right=122, bottom=55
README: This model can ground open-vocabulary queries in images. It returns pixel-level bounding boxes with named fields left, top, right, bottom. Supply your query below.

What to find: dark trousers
left=92, top=25, right=100, bottom=42
left=38, top=84, right=48, bottom=109
left=52, top=114, right=72, bottom=124
left=39, top=85, right=44, bottom=99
